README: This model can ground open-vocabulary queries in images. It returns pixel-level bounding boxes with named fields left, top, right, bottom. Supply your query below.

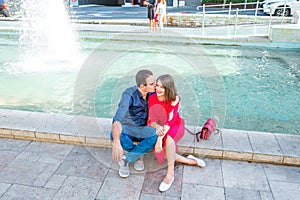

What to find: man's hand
left=112, top=142, right=124, bottom=162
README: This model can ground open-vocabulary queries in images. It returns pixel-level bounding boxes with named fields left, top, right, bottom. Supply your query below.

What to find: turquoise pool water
left=0, top=30, right=299, bottom=135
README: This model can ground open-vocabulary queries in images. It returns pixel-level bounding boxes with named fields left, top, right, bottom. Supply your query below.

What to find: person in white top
left=155, top=0, right=167, bottom=31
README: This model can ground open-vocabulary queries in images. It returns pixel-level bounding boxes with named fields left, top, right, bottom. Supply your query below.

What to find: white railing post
left=202, top=4, right=206, bottom=31
left=254, top=1, right=259, bottom=24
left=244, top=0, right=247, bottom=11
left=267, top=8, right=273, bottom=35
left=234, top=8, right=239, bottom=35
left=227, top=2, right=232, bottom=25
left=281, top=1, right=287, bottom=23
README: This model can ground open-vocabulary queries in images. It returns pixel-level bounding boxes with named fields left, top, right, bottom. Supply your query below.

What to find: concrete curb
left=1, top=109, right=299, bottom=166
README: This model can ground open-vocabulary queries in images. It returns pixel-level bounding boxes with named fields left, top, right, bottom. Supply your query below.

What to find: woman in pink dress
left=147, top=74, right=206, bottom=192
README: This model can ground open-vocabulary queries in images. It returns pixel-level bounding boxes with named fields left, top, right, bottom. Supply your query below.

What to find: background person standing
left=155, top=0, right=167, bottom=31
left=145, top=0, right=157, bottom=31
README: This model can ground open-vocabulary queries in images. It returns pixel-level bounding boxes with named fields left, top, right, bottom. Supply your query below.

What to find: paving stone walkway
left=0, top=108, right=300, bottom=200
left=0, top=137, right=300, bottom=200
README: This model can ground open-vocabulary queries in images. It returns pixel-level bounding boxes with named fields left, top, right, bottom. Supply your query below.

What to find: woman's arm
left=166, top=96, right=180, bottom=124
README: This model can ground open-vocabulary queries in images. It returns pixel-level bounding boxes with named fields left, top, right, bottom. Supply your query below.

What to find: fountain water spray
left=16, top=0, right=82, bottom=72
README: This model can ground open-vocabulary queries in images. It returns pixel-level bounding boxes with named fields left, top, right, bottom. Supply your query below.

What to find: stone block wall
left=167, top=13, right=292, bottom=27
left=270, top=24, right=300, bottom=42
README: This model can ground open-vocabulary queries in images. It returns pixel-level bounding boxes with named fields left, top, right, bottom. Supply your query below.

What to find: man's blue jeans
left=110, top=125, right=157, bottom=163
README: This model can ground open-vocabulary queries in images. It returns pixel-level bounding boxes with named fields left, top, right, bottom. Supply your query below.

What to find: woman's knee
left=166, top=135, right=175, bottom=145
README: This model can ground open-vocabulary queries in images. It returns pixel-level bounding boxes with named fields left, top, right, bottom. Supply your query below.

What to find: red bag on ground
left=185, top=118, right=219, bottom=142
left=200, top=118, right=216, bottom=140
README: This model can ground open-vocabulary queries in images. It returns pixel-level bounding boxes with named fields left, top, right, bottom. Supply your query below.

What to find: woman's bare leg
left=149, top=19, right=153, bottom=30
left=163, top=135, right=176, bottom=183
left=175, top=153, right=197, bottom=165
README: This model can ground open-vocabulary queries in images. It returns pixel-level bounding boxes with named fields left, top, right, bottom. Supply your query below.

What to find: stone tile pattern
left=0, top=109, right=300, bottom=167
left=0, top=138, right=300, bottom=200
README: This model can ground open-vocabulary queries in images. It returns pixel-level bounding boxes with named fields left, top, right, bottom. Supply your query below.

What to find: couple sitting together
left=110, top=69, right=205, bottom=192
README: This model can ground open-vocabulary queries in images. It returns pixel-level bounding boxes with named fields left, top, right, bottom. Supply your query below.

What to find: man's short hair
left=136, top=70, right=153, bottom=87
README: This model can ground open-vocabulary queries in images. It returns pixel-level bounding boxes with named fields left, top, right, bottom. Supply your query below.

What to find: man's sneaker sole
left=118, top=156, right=130, bottom=178
left=133, top=156, right=144, bottom=171
left=119, top=170, right=130, bottom=178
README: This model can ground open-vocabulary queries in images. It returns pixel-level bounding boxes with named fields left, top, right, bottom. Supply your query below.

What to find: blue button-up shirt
left=113, top=86, right=150, bottom=126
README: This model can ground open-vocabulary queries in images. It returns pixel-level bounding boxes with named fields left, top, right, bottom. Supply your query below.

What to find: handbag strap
left=184, top=127, right=196, bottom=135
left=184, top=127, right=201, bottom=142
left=215, top=128, right=221, bottom=135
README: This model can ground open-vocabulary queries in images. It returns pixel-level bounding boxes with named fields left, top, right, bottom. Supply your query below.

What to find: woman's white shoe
left=187, top=155, right=206, bottom=167
left=159, top=176, right=174, bottom=192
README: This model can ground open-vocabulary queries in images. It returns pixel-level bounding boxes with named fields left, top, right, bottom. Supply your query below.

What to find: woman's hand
left=156, top=125, right=165, bottom=136
left=163, top=125, right=170, bottom=134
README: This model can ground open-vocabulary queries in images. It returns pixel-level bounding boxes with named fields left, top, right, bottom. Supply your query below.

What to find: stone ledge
left=252, top=154, right=284, bottom=164
left=269, top=24, right=300, bottom=42
left=0, top=109, right=300, bottom=166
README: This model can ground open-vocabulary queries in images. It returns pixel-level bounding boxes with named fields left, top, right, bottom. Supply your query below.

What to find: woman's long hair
left=157, top=74, right=177, bottom=103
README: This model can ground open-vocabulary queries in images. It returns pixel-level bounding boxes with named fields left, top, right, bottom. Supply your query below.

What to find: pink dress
left=147, top=93, right=185, bottom=164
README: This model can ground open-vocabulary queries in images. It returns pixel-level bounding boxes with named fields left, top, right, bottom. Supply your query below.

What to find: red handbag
left=200, top=118, right=216, bottom=140
left=185, top=118, right=218, bottom=142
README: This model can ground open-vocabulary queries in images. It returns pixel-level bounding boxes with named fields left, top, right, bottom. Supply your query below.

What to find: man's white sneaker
left=118, top=156, right=130, bottom=178
left=133, top=156, right=144, bottom=171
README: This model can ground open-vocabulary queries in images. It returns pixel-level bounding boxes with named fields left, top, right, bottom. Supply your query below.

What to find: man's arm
left=112, top=121, right=123, bottom=162
left=111, top=89, right=132, bottom=162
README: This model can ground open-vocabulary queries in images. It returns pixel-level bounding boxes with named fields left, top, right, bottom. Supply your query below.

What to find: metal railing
left=195, top=1, right=291, bottom=35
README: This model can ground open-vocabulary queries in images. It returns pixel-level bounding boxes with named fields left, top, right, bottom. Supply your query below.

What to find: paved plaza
left=0, top=4, right=300, bottom=200
left=0, top=109, right=300, bottom=200
left=0, top=137, right=300, bottom=200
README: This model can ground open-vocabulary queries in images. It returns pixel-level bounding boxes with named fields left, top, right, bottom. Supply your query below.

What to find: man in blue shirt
left=111, top=69, right=158, bottom=178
